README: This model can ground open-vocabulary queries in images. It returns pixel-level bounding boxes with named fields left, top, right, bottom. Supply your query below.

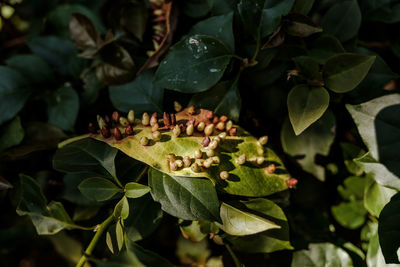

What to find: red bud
left=88, top=122, right=97, bottom=133
left=286, top=178, right=298, bottom=188
left=112, top=111, right=120, bottom=123
left=101, top=126, right=111, bottom=138
left=113, top=128, right=122, bottom=140
left=125, top=125, right=133, bottom=135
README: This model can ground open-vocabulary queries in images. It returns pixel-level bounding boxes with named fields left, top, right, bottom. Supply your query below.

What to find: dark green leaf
left=260, top=0, right=295, bottom=38
left=126, top=241, right=174, bottom=267
left=182, top=0, right=213, bottom=18
left=109, top=69, right=163, bottom=114
left=284, top=14, right=322, bottom=37
left=46, top=86, right=79, bottom=131
left=0, top=116, right=24, bottom=153
left=119, top=1, right=148, bottom=41
left=124, top=183, right=150, bottom=199
left=53, top=138, right=118, bottom=180
left=5, top=54, right=53, bottom=84
left=96, top=248, right=144, bottom=266
left=61, top=173, right=99, bottom=206
left=148, top=168, right=221, bottom=222
left=367, top=3, right=400, bottom=24
left=323, top=53, right=375, bottom=93
left=188, top=12, right=234, bottom=51
left=237, top=0, right=265, bottom=39
left=48, top=231, right=83, bottom=264
left=189, top=80, right=241, bottom=122
left=292, top=0, right=315, bottom=15
left=293, top=56, right=319, bottom=79
left=81, top=69, right=105, bottom=105
left=0, top=66, right=31, bottom=125
left=114, top=196, right=129, bottom=219
left=364, top=176, right=397, bottom=217
left=153, top=35, right=232, bottom=93
left=287, top=85, right=330, bottom=135
left=69, top=13, right=98, bottom=51
left=78, top=177, right=121, bottom=201
left=281, top=110, right=336, bottom=181
left=321, top=0, right=361, bottom=42
left=291, top=243, right=354, bottom=267
left=211, top=0, right=236, bottom=15
left=378, top=192, right=400, bottom=263
left=307, top=34, right=345, bottom=64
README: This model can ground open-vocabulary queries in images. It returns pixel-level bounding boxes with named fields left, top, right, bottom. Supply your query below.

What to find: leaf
left=106, top=223, right=121, bottom=254
left=176, top=236, right=211, bottom=266
left=284, top=14, right=322, bottom=37
left=340, top=142, right=365, bottom=176
left=260, top=0, right=295, bottom=38
left=61, top=173, right=99, bottom=206
left=179, top=221, right=208, bottom=242
left=148, top=168, right=221, bottom=222
left=116, top=220, right=124, bottom=251
left=281, top=110, right=336, bottom=181
left=78, top=177, right=121, bottom=202
left=153, top=35, right=232, bottom=93
left=88, top=107, right=290, bottom=197
left=182, top=0, right=213, bottom=18
left=287, top=85, right=330, bottom=135
left=0, top=176, right=13, bottom=190
left=109, top=69, right=163, bottom=114
left=125, top=195, right=163, bottom=242
left=0, top=116, right=24, bottom=153
left=321, top=0, right=361, bottom=42
left=5, top=54, right=53, bottom=84
left=188, top=12, right=234, bottom=51
left=216, top=202, right=279, bottom=236
left=237, top=0, right=265, bottom=40
left=367, top=3, right=400, bottom=24
left=48, top=231, right=83, bottom=264
left=346, top=94, right=400, bottom=180
left=46, top=86, right=79, bottom=131
left=292, top=0, right=315, bottom=15
left=119, top=0, right=148, bottom=41
left=211, top=0, right=236, bottom=15
left=307, top=34, right=345, bottom=64
left=0, top=66, right=31, bottom=125
left=124, top=183, right=150, bottom=199
left=378, top=192, right=400, bottom=263
left=114, top=196, right=129, bottom=219
left=53, top=138, right=118, bottom=180
left=331, top=201, right=367, bottom=229
left=189, top=80, right=241, bottom=122
left=293, top=56, right=320, bottom=79
left=291, top=243, right=354, bottom=267
left=323, top=53, right=375, bottom=93
left=126, top=241, right=173, bottom=267
left=367, top=226, right=400, bottom=267
left=228, top=198, right=293, bottom=253
left=364, top=176, right=397, bottom=217
left=69, top=13, right=98, bottom=51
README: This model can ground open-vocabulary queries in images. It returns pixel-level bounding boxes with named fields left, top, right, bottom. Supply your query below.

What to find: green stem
left=232, top=54, right=245, bottom=61
left=135, top=165, right=149, bottom=183
left=225, top=244, right=242, bottom=267
left=76, top=214, right=114, bottom=267
left=250, top=31, right=261, bottom=64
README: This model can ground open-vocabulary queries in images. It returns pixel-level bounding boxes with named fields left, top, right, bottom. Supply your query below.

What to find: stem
left=76, top=214, right=114, bottom=267
left=135, top=165, right=149, bottom=183
left=250, top=31, right=261, bottom=64
left=225, top=244, right=242, bottom=267
left=232, top=54, right=245, bottom=61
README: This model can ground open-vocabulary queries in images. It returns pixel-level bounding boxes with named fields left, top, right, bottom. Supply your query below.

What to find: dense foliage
left=1, top=0, right=400, bottom=266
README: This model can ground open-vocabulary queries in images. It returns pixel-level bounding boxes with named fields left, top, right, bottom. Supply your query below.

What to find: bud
left=112, top=111, right=120, bottom=123
left=197, top=122, right=205, bottom=132
left=213, top=136, right=221, bottom=143
left=88, top=122, right=96, bottom=133
left=187, top=105, right=195, bottom=115
left=220, top=115, right=228, bottom=122
left=249, top=157, right=257, bottom=164
left=220, top=171, right=229, bottom=180
left=105, top=115, right=111, bottom=125
left=97, top=115, right=106, bottom=129
left=119, top=116, right=129, bottom=127
left=209, top=140, right=218, bottom=150
left=150, top=112, right=158, bottom=126
left=229, top=128, right=237, bottom=136
left=125, top=125, right=133, bottom=135
left=212, top=156, right=220, bottom=165
left=202, top=136, right=210, bottom=147
left=172, top=125, right=181, bottom=137
left=194, top=149, right=203, bottom=159
left=152, top=130, right=161, bottom=141
left=183, top=156, right=191, bottom=167
left=101, top=126, right=111, bottom=138
left=163, top=112, right=170, bottom=127
left=186, top=124, right=194, bottom=136
left=256, top=157, right=264, bottom=165
left=216, top=121, right=225, bottom=131
left=140, top=136, right=149, bottom=146
left=205, top=110, right=214, bottom=119
left=166, top=153, right=176, bottom=161
left=213, top=116, right=219, bottom=124
left=191, top=163, right=201, bottom=173
left=142, top=112, right=150, bottom=126
left=151, top=123, right=159, bottom=132
left=170, top=113, right=176, bottom=125
left=236, top=154, right=246, bottom=165
left=218, top=132, right=227, bottom=140
left=128, top=110, right=135, bottom=124
left=174, top=101, right=182, bottom=112
left=202, top=158, right=213, bottom=169
left=205, top=149, right=215, bottom=157
left=265, top=163, right=276, bottom=174
left=204, top=124, right=214, bottom=136
left=175, top=160, right=183, bottom=168
left=258, top=136, right=269, bottom=146
left=226, top=120, right=233, bottom=131
left=113, top=128, right=122, bottom=140
left=169, top=161, right=177, bottom=171
left=286, top=178, right=298, bottom=188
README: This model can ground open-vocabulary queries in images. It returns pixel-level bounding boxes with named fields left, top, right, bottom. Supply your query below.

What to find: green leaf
left=189, top=80, right=241, bottom=122
left=367, top=226, right=399, bottom=267
left=323, top=53, right=375, bottom=93
left=109, top=69, right=163, bottom=114
left=337, top=176, right=365, bottom=200
left=0, top=66, right=31, bottom=125
left=291, top=243, right=354, bottom=267
left=367, top=3, right=400, bottom=24
left=364, top=176, right=397, bottom=217
left=292, top=0, right=315, bottom=15
left=281, top=110, right=336, bottom=181
left=119, top=1, right=148, bottom=41
left=53, top=138, right=118, bottom=180
left=106, top=223, right=122, bottom=255
left=48, top=231, right=83, bottom=264
left=5, top=54, right=53, bottom=84
left=46, top=86, right=79, bottom=131
left=211, top=0, right=236, bottom=15
left=188, top=12, right=234, bottom=51
left=378, top=192, right=400, bottom=263
left=124, top=183, right=150, bottom=199
left=69, top=13, right=98, bottom=51
left=340, top=142, right=365, bottom=176
left=346, top=94, right=400, bottom=180
left=182, top=0, right=213, bottom=18
left=179, top=220, right=208, bottom=242
left=260, top=0, right=295, bottom=38
left=125, top=195, right=163, bottom=242
left=61, top=173, right=99, bottom=206
left=0, top=116, right=24, bottom=153
left=332, top=201, right=367, bottom=229
left=216, top=202, right=279, bottom=236
left=228, top=198, right=293, bottom=253
left=287, top=85, right=330, bottom=135
left=237, top=0, right=265, bottom=40
left=284, top=14, right=322, bottom=37
left=148, top=168, right=221, bottom=222
left=116, top=220, right=124, bottom=251
left=153, top=35, right=232, bottom=93
left=78, top=178, right=121, bottom=202
left=307, top=34, right=345, bottom=64
left=321, top=0, right=361, bottom=42
left=293, top=56, right=320, bottom=79
left=114, top=196, right=129, bottom=219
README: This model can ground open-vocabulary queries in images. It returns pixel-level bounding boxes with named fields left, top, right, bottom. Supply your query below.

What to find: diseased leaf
left=78, top=178, right=121, bottom=202
left=148, top=168, right=221, bottom=222
left=287, top=85, right=330, bottom=135
left=0, top=116, right=24, bottom=153
left=154, top=35, right=232, bottom=93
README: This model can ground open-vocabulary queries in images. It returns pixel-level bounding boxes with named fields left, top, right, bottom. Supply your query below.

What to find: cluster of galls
left=148, top=0, right=167, bottom=57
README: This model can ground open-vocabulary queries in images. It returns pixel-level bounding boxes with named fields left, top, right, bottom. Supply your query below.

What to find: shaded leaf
left=126, top=241, right=173, bottom=267
left=48, top=231, right=83, bottom=264
left=340, top=142, right=365, bottom=176
left=0, top=176, right=13, bottom=190
left=366, top=224, right=399, bottom=267
left=119, top=1, right=148, bottom=41
left=78, top=177, right=121, bottom=201
left=284, top=14, right=322, bottom=37
left=182, top=0, right=212, bottom=18
left=287, top=85, right=330, bottom=135
left=293, top=56, right=319, bottom=79
left=124, top=183, right=150, bottom=199
left=292, top=0, right=315, bottom=15
left=260, top=0, right=295, bottom=38
left=179, top=221, right=208, bottom=242
left=5, top=54, right=53, bottom=84
left=0, top=116, right=24, bottom=153
left=307, top=34, right=345, bottom=64
left=69, top=13, right=98, bottom=51
left=367, top=3, right=400, bottom=24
